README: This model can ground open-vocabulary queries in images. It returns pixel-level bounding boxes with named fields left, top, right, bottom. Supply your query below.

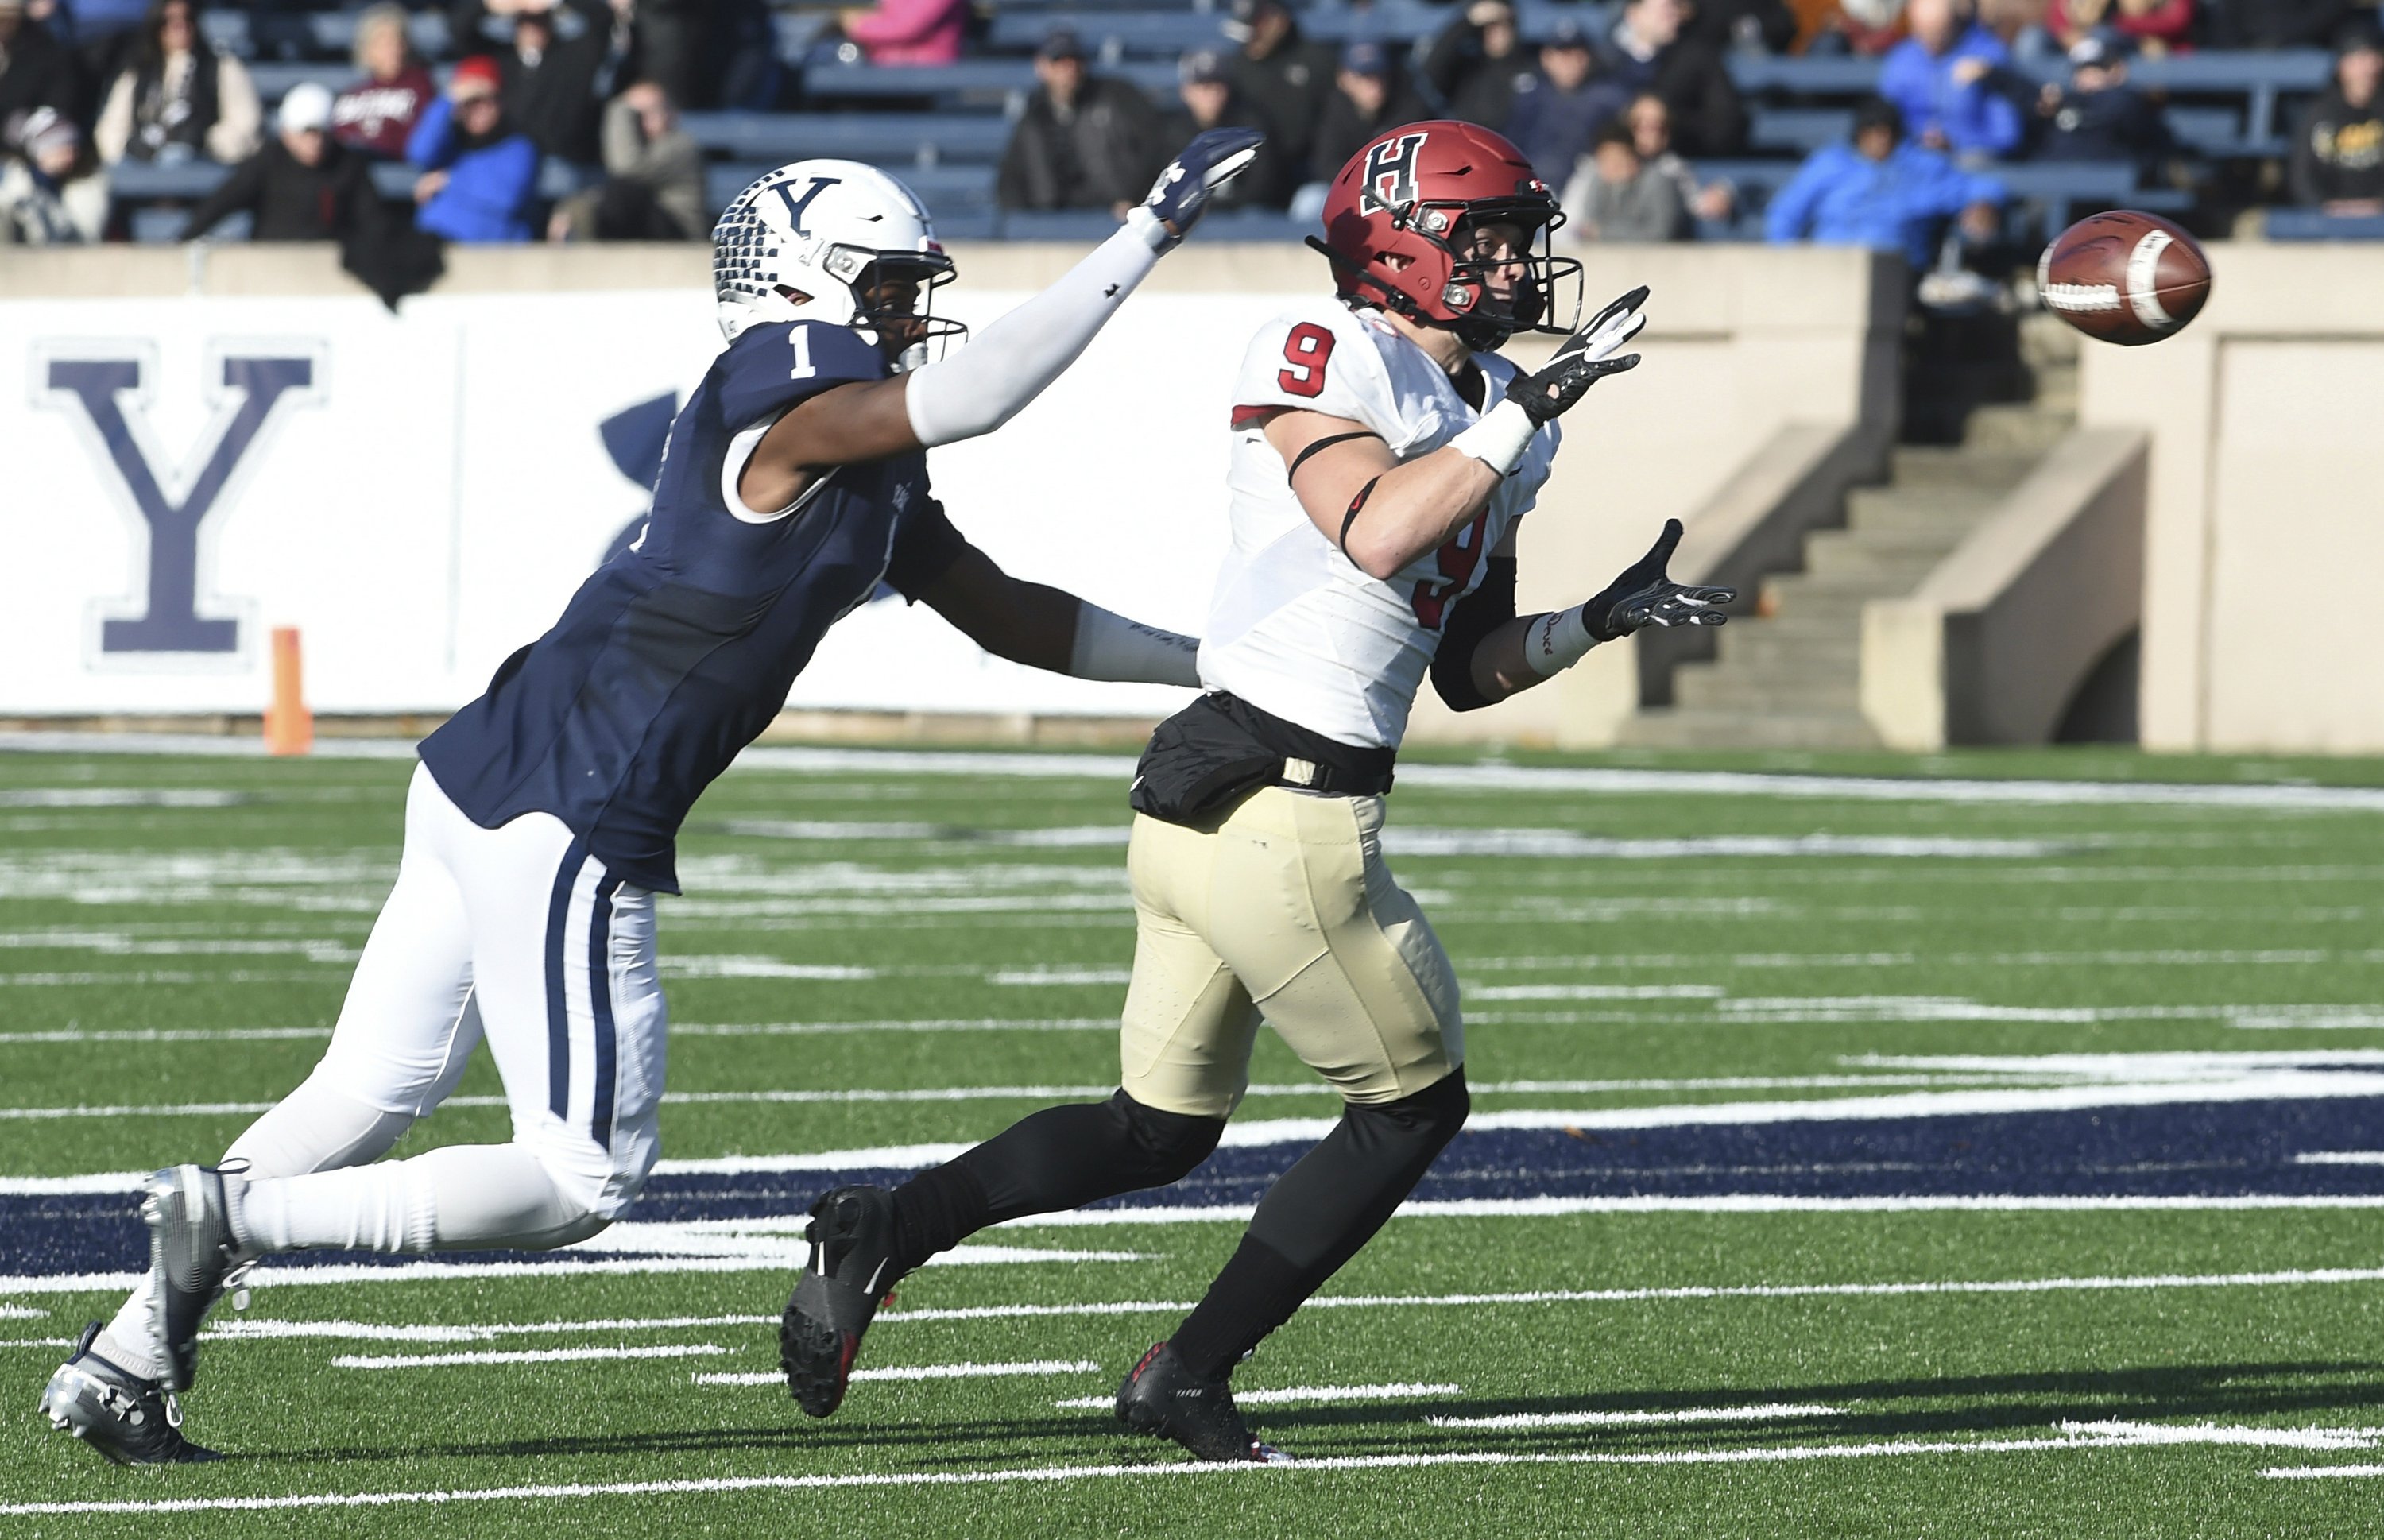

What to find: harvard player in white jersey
left=777, top=121, right=1735, bottom=1462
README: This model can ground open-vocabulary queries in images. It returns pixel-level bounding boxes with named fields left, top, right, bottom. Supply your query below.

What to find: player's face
left=861, top=275, right=927, bottom=354
left=1458, top=220, right=1531, bottom=316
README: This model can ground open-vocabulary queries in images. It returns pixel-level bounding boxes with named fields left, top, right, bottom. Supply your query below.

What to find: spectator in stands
left=997, top=28, right=1163, bottom=218
left=548, top=80, right=700, bottom=239
left=1625, top=89, right=1735, bottom=221
left=1507, top=21, right=1629, bottom=189
left=0, top=0, right=80, bottom=125
left=333, top=4, right=435, bottom=162
left=448, top=0, right=617, bottom=165
left=1806, top=0, right=1913, bottom=57
left=1226, top=0, right=1334, bottom=180
left=1688, top=0, right=1798, bottom=54
left=1161, top=48, right=1286, bottom=210
left=2290, top=21, right=2384, bottom=216
left=2208, top=0, right=2349, bottom=50
left=1425, top=0, right=1534, bottom=131
left=2044, top=0, right=2192, bottom=54
left=1595, top=0, right=1745, bottom=156
left=93, top=0, right=257, bottom=164
left=2036, top=29, right=2172, bottom=168
left=1561, top=119, right=1692, bottom=241
left=180, top=80, right=381, bottom=242
left=407, top=54, right=538, bottom=242
left=1310, top=41, right=1426, bottom=187
left=1765, top=95, right=2005, bottom=269
left=840, top=0, right=966, bottom=68
left=0, top=104, right=102, bottom=240
left=1879, top=0, right=2022, bottom=161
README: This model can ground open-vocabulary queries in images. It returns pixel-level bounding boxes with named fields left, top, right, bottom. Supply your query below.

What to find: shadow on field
left=1260, top=1360, right=2384, bottom=1449
left=251, top=1414, right=1163, bottom=1468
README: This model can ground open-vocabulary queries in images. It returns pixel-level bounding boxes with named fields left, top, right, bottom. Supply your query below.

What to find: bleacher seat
left=680, top=111, right=1008, bottom=166
left=2263, top=208, right=2384, bottom=240
left=801, top=59, right=1182, bottom=104
left=107, top=160, right=232, bottom=200
left=1748, top=106, right=1853, bottom=155
left=985, top=11, right=1229, bottom=58
left=706, top=160, right=997, bottom=216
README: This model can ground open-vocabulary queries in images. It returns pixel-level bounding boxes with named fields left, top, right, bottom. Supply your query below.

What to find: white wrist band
left=1523, top=605, right=1597, bottom=677
left=1070, top=603, right=1202, bottom=687
left=1448, top=397, right=1537, bottom=475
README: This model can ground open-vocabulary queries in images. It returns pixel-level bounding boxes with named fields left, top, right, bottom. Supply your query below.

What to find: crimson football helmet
left=1310, top=119, right=1583, bottom=350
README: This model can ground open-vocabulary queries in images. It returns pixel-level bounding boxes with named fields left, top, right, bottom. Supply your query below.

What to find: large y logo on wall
left=41, top=348, right=321, bottom=655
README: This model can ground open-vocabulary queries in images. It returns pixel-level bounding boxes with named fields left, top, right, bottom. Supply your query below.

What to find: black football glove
left=1581, top=518, right=1737, bottom=641
left=1504, top=285, right=1650, bottom=427
left=1140, top=127, right=1265, bottom=253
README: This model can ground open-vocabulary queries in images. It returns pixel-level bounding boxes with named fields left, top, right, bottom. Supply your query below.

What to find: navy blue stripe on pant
left=543, top=837, right=587, bottom=1124
left=587, top=872, right=625, bottom=1147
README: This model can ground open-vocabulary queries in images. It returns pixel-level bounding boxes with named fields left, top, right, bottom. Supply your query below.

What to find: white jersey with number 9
left=1198, top=300, right=1561, bottom=749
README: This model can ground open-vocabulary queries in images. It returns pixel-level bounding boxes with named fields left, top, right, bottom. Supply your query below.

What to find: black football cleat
left=38, top=1323, right=222, bottom=1465
left=139, top=1163, right=246, bottom=1391
left=780, top=1185, right=904, bottom=1418
left=1115, top=1341, right=1290, bottom=1464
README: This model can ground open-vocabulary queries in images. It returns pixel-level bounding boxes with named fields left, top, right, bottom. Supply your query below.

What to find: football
left=2037, top=210, right=2213, bottom=346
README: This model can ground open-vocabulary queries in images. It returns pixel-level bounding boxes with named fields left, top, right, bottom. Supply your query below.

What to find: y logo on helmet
left=1360, top=132, right=1430, bottom=214
left=772, top=176, right=842, bottom=237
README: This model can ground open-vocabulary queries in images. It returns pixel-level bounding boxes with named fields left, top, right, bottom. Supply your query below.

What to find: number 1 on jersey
left=789, top=325, right=815, bottom=381
left=1278, top=323, right=1335, bottom=397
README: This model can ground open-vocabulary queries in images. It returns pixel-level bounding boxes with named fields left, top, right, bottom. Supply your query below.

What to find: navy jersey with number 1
left=420, top=319, right=967, bottom=894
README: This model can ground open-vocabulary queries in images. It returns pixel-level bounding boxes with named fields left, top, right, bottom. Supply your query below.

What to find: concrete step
left=1807, top=520, right=1975, bottom=558
left=1963, top=404, right=2075, bottom=455
left=1778, top=545, right=1945, bottom=587
left=1885, top=447, right=2043, bottom=493
left=1674, top=666, right=1862, bottom=713
left=1844, top=499, right=1994, bottom=536
left=1774, top=558, right=1936, bottom=601
left=1713, top=625, right=1861, bottom=671
left=1619, top=706, right=1883, bottom=750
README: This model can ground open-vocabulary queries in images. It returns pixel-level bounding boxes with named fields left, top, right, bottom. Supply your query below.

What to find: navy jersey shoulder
left=420, top=321, right=965, bottom=895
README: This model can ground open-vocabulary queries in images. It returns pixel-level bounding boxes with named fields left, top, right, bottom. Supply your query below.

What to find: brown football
left=2038, top=211, right=2212, bottom=346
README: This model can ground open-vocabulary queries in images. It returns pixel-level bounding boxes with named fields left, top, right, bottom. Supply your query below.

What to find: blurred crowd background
left=0, top=0, right=2378, bottom=300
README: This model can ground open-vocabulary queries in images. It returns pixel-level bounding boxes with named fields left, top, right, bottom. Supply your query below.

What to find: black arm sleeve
left=1430, top=555, right=1517, bottom=714
left=883, top=496, right=970, bottom=602
left=180, top=154, right=265, bottom=240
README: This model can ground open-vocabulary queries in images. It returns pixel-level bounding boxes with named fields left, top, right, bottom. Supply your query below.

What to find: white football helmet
left=712, top=158, right=965, bottom=367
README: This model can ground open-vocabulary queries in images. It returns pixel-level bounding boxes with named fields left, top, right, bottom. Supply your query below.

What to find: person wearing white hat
left=180, top=77, right=383, bottom=242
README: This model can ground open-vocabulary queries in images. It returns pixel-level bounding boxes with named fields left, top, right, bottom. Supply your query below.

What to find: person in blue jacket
left=405, top=52, right=537, bottom=242
left=1765, top=96, right=2006, bottom=271
left=1878, top=0, right=2022, bottom=161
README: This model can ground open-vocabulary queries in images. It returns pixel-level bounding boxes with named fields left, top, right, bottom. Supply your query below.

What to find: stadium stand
left=4, top=6, right=2351, bottom=251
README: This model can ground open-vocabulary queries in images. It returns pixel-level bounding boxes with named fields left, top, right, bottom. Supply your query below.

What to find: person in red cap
left=404, top=53, right=537, bottom=242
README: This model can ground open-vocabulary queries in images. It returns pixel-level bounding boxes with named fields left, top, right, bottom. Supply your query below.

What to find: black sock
left=1170, top=1236, right=1306, bottom=1382
left=889, top=1093, right=1224, bottom=1274
left=1169, top=1070, right=1470, bottom=1380
left=888, top=1161, right=990, bottom=1275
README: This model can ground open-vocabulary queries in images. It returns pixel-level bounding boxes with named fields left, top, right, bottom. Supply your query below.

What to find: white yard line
left=2266, top=1463, right=2384, bottom=1479
left=333, top=1344, right=729, bottom=1370
left=204, top=1314, right=773, bottom=1344
left=14, top=733, right=2384, bottom=810
left=1430, top=1403, right=1842, bottom=1430
left=2297, top=1151, right=2384, bottom=1166
left=1055, top=1382, right=1460, bottom=1409
left=695, top=1360, right=1098, bottom=1387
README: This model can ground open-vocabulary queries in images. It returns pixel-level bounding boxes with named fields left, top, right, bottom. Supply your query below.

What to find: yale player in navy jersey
left=40, top=129, right=1263, bottom=1465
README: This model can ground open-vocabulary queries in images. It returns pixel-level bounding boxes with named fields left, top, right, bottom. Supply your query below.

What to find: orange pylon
left=264, top=625, right=313, bottom=756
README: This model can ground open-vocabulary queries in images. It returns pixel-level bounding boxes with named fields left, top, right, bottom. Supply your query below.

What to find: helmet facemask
left=1434, top=201, right=1585, bottom=350
left=819, top=245, right=967, bottom=373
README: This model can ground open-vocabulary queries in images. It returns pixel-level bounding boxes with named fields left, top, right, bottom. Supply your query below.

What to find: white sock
left=238, top=1143, right=601, bottom=1255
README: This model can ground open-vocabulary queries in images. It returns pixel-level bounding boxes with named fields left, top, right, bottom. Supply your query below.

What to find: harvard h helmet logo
left=1360, top=132, right=1430, bottom=215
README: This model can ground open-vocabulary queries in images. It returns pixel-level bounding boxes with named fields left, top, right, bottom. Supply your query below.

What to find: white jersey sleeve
left=1229, top=304, right=1441, bottom=457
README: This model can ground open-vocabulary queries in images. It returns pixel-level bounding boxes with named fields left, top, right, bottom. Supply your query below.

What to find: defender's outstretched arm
left=915, top=545, right=1199, bottom=687
left=738, top=129, right=1263, bottom=513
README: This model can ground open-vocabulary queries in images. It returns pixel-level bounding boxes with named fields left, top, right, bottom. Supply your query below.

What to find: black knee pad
left=1346, top=1068, right=1470, bottom=1153
left=1111, top=1091, right=1225, bottom=1186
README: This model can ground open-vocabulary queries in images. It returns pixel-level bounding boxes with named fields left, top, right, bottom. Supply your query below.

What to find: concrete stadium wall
left=2, top=241, right=1894, bottom=741
left=2080, top=244, right=2384, bottom=755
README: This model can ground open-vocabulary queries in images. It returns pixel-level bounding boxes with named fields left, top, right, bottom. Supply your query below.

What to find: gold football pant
left=1117, top=785, right=1464, bottom=1118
